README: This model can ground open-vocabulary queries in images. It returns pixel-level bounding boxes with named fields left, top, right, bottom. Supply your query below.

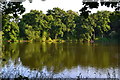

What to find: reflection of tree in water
left=2, top=42, right=118, bottom=73
left=0, top=32, right=2, bottom=58
left=1, top=43, right=19, bottom=66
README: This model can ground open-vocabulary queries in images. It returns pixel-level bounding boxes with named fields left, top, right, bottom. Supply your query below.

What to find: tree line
left=2, top=7, right=120, bottom=42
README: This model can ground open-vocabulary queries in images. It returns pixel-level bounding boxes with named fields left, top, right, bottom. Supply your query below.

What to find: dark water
left=0, top=42, right=119, bottom=78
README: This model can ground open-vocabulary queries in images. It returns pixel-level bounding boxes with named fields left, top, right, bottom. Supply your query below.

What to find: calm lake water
left=0, top=42, right=119, bottom=78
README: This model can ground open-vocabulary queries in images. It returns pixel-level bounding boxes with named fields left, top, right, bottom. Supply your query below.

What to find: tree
left=75, top=11, right=111, bottom=41
left=90, top=11, right=111, bottom=38
left=23, top=24, right=35, bottom=40
left=1, top=1, right=25, bottom=17
left=19, top=10, right=52, bottom=41
left=47, top=7, right=66, bottom=19
left=49, top=18, right=66, bottom=39
left=75, top=16, right=94, bottom=41
left=2, top=15, right=19, bottom=41
left=80, top=0, right=120, bottom=18
left=62, top=10, right=78, bottom=40
left=109, top=11, right=120, bottom=40
left=19, top=10, right=41, bottom=40
left=1, top=0, right=26, bottom=41
left=47, top=8, right=67, bottom=39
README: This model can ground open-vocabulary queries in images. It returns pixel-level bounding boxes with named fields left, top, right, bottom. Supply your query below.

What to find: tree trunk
left=55, top=34, right=58, bottom=39
left=102, top=34, right=103, bottom=38
left=92, top=31, right=95, bottom=40
left=93, top=33, right=95, bottom=40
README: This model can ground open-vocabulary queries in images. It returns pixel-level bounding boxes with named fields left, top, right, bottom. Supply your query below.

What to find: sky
left=22, top=0, right=115, bottom=14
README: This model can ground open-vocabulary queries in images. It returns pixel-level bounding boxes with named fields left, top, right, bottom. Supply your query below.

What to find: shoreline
left=1, top=38, right=119, bottom=44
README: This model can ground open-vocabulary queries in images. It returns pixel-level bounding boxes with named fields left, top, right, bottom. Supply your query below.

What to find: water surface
left=0, top=42, right=119, bottom=78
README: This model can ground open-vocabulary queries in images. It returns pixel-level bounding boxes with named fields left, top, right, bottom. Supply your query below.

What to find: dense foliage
left=80, top=0, right=120, bottom=18
left=2, top=7, right=120, bottom=42
left=1, top=1, right=25, bottom=17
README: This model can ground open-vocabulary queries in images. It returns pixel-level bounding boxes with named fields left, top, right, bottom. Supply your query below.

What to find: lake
left=0, top=42, right=119, bottom=79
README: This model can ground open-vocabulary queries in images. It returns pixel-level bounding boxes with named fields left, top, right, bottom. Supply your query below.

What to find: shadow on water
left=0, top=42, right=119, bottom=78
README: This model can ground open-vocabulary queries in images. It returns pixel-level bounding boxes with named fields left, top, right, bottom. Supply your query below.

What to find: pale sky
left=22, top=0, right=115, bottom=14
